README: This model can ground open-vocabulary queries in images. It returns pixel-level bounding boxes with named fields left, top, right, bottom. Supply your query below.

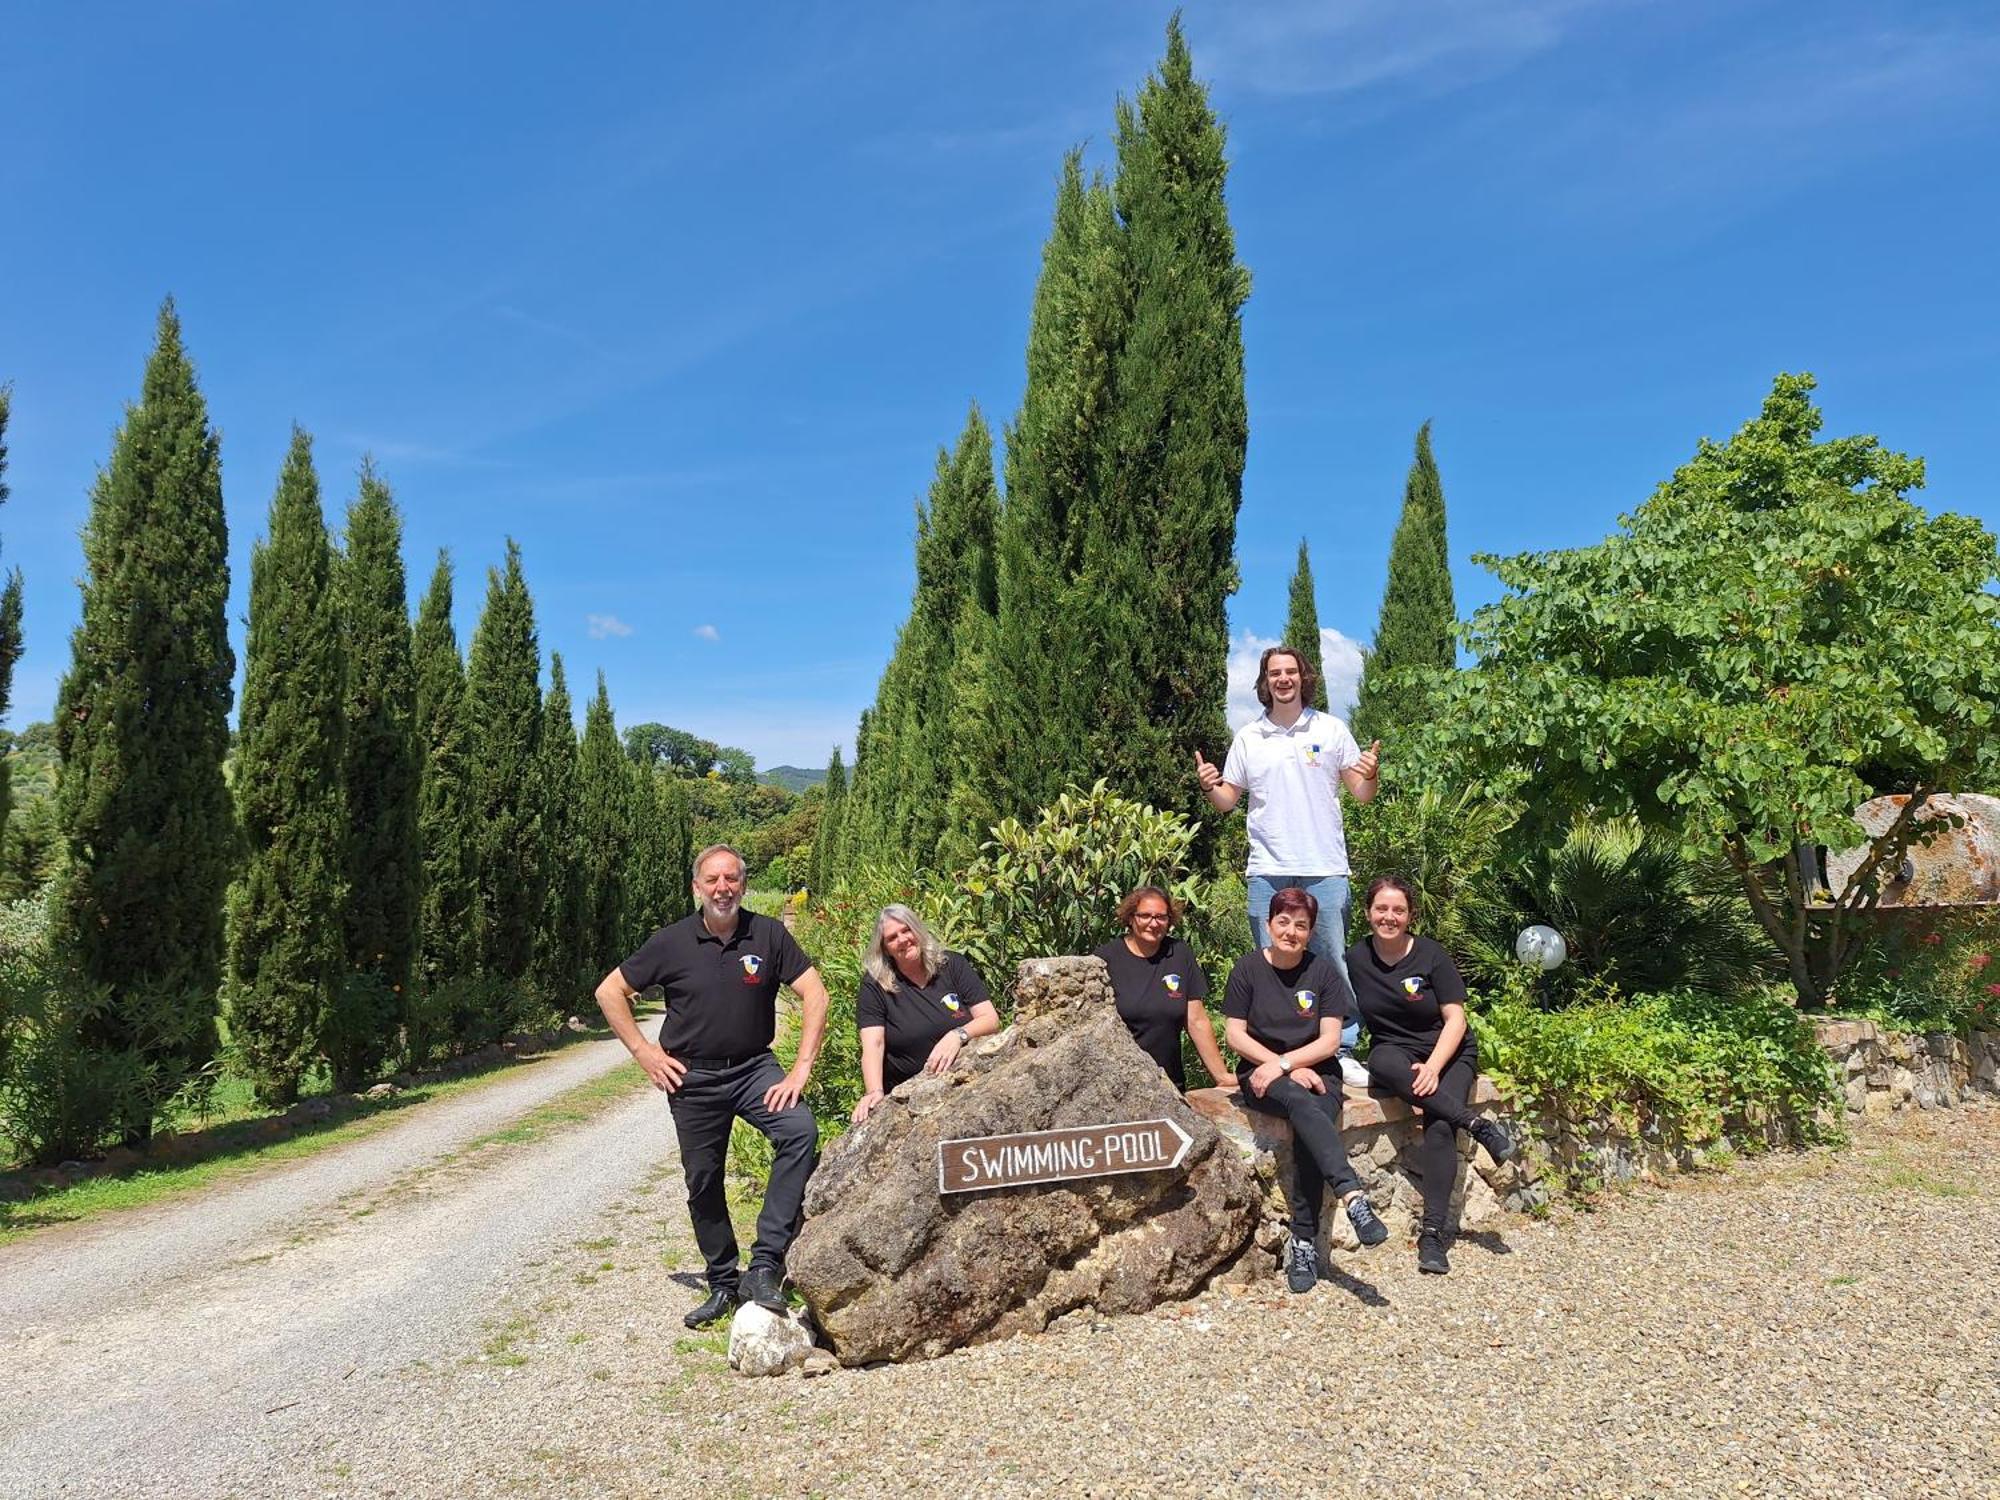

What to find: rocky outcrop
left=786, top=957, right=1264, bottom=1365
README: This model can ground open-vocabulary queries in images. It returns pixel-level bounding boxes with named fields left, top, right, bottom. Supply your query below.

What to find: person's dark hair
left=1265, top=886, right=1319, bottom=931
left=1116, top=885, right=1184, bottom=928
left=1254, top=645, right=1320, bottom=711
left=1364, top=875, right=1418, bottom=917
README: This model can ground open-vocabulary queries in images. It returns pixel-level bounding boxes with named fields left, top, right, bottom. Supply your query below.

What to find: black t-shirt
left=619, top=910, right=813, bottom=1060
left=1092, top=936, right=1208, bottom=1089
left=1344, top=935, right=1473, bottom=1060
left=1221, top=949, right=1351, bottom=1057
left=856, top=950, right=991, bottom=1092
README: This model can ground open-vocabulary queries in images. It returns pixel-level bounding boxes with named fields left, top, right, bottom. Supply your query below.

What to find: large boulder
left=787, top=956, right=1265, bottom=1364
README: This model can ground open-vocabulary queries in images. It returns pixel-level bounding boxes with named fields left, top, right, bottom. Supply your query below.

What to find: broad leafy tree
left=1440, top=376, right=2000, bottom=1006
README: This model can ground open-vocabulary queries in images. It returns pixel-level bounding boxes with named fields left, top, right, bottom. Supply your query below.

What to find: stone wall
left=1815, top=1020, right=2000, bottom=1116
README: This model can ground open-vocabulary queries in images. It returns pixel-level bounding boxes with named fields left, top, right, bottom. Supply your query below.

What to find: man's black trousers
left=666, top=1051, right=818, bottom=1294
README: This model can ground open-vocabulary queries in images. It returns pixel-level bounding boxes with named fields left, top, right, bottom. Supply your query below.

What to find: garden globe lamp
left=1516, top=924, right=1568, bottom=971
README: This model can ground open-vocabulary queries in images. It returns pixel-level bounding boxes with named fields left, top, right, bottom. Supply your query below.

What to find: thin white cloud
left=1199, top=0, right=1624, bottom=100
left=1227, top=628, right=1367, bottom=731
left=692, top=623, right=722, bottom=642
left=586, top=613, right=633, bottom=639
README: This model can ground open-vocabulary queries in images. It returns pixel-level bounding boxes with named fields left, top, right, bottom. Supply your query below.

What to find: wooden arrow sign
left=937, top=1117, right=1195, bottom=1195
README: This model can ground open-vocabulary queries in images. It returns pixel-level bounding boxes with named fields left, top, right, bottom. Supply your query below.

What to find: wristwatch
left=1278, top=1054, right=1293, bottom=1073
left=953, top=1026, right=970, bottom=1046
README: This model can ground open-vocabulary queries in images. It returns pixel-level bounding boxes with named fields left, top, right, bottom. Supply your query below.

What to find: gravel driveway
left=3, top=1052, right=1995, bottom=1499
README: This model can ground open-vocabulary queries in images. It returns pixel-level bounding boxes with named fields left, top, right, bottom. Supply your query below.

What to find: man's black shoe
left=1417, top=1227, right=1450, bottom=1275
left=1470, top=1118, right=1519, bottom=1165
left=683, top=1288, right=737, bottom=1329
left=740, top=1264, right=788, bottom=1313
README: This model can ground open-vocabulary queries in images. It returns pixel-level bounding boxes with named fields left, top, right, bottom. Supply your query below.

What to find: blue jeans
left=1247, top=873, right=1361, bottom=1052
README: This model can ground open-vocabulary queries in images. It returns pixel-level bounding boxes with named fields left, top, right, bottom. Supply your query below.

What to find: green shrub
left=1484, top=817, right=1774, bottom=1002
left=0, top=957, right=173, bottom=1164
left=323, top=972, right=400, bottom=1091
left=403, top=975, right=538, bottom=1070
left=1471, top=978, right=1839, bottom=1174
left=1831, top=909, right=1999, bottom=1034
left=933, top=780, right=1209, bottom=989
left=1344, top=785, right=1516, bottom=972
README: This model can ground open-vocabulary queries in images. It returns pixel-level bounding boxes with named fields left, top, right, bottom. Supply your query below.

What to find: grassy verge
left=0, top=1024, right=637, bottom=1246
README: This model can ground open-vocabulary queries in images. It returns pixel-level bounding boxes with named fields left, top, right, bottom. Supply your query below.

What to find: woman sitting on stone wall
left=851, top=904, right=1001, bottom=1124
left=1092, top=885, right=1235, bottom=1093
left=1344, top=875, right=1518, bottom=1276
left=1223, top=886, right=1389, bottom=1293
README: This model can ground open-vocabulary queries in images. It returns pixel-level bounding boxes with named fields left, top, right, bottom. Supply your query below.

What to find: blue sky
left=3, top=1, right=1995, bottom=769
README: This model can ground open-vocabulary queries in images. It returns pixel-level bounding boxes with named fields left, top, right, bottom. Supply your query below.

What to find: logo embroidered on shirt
left=1302, top=743, right=1322, bottom=767
left=1163, top=973, right=1183, bottom=996
left=1401, top=976, right=1425, bottom=998
left=1295, top=989, right=1317, bottom=1013
left=941, top=993, right=963, bottom=1013
left=739, top=954, right=764, bottom=983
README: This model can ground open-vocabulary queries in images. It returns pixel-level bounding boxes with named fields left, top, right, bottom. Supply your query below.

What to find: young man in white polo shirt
left=1196, top=644, right=1379, bottom=1084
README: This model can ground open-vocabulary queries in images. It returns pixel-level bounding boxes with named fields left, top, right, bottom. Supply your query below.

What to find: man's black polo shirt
left=619, top=909, right=815, bottom=1060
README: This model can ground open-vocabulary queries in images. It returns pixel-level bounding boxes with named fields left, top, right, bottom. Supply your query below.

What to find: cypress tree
left=534, top=653, right=587, bottom=1006
left=413, top=552, right=478, bottom=990
left=983, top=154, right=1127, bottom=821
left=463, top=540, right=543, bottom=982
left=1352, top=421, right=1457, bottom=745
left=53, top=302, right=237, bottom=1141
left=808, top=746, right=846, bottom=894
left=226, top=428, right=348, bottom=1107
left=1284, top=539, right=1329, bottom=711
left=842, top=406, right=1001, bottom=869
left=622, top=762, right=688, bottom=949
left=577, top=671, right=629, bottom=969
left=1091, top=16, right=1248, bottom=829
left=660, top=772, right=694, bottom=923
left=0, top=388, right=24, bottom=835
left=332, top=461, right=418, bottom=1087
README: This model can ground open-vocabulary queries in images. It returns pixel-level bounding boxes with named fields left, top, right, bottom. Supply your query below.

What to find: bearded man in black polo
left=594, top=843, right=830, bottom=1327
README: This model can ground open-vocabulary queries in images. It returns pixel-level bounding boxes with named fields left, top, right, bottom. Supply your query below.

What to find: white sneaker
left=1338, top=1054, right=1371, bottom=1089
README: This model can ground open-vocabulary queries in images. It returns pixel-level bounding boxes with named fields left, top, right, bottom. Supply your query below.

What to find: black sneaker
left=1470, top=1118, right=1519, bottom=1165
left=740, top=1263, right=788, bottom=1313
left=1417, top=1227, right=1450, bottom=1275
left=683, top=1287, right=737, bottom=1328
left=1345, top=1193, right=1389, bottom=1247
left=1285, top=1235, right=1320, bottom=1294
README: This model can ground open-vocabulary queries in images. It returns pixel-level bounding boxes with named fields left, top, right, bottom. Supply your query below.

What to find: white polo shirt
left=1221, top=707, right=1362, bottom=878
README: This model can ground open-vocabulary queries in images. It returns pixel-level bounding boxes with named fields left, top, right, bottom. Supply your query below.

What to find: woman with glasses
left=852, top=904, right=1001, bottom=1124
left=1093, top=886, right=1234, bottom=1092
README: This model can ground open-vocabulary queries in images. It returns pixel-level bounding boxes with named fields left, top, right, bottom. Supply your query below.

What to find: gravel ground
left=4, top=1067, right=1995, bottom=1499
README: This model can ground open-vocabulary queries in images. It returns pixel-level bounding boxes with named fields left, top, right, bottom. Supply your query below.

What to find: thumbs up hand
left=1356, top=739, right=1382, bottom=781
left=1194, top=749, right=1222, bottom=792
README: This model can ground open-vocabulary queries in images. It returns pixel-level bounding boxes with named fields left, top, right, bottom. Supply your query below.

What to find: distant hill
left=760, top=765, right=825, bottom=794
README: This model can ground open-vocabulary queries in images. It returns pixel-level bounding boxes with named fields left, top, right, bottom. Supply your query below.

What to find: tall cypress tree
left=53, top=302, right=237, bottom=1142
left=843, top=406, right=1001, bottom=869
left=0, top=388, right=24, bottom=835
left=622, top=762, right=682, bottom=949
left=1092, top=17, right=1248, bottom=829
left=660, top=772, right=694, bottom=923
left=227, top=428, right=348, bottom=1107
left=577, top=671, right=630, bottom=969
left=808, top=746, right=846, bottom=893
left=534, top=654, right=587, bottom=1006
left=983, top=153, right=1127, bottom=822
left=462, top=540, right=543, bottom=982
left=1353, top=421, right=1457, bottom=745
left=1284, top=539, right=1329, bottom=711
left=332, top=461, right=418, bottom=1087
left=412, top=552, right=478, bottom=990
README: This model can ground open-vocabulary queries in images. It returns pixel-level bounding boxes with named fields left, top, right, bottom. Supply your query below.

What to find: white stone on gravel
left=727, top=1302, right=817, bottom=1377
